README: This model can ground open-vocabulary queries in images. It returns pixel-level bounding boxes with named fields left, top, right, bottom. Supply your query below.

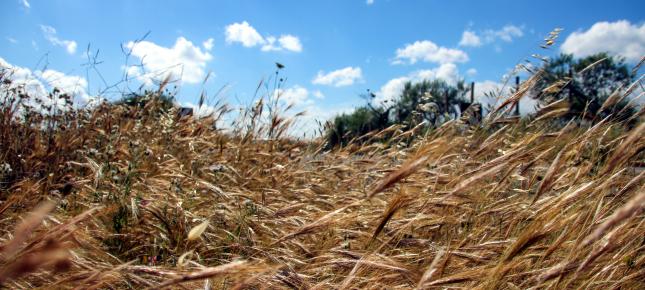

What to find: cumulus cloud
left=274, top=85, right=311, bottom=106
left=0, top=57, right=98, bottom=109
left=40, top=25, right=77, bottom=55
left=459, top=31, right=481, bottom=47
left=202, top=38, right=214, bottom=51
left=393, top=40, right=468, bottom=65
left=561, top=20, right=645, bottom=63
left=466, top=68, right=477, bottom=76
left=261, top=35, right=303, bottom=52
left=277, top=34, right=302, bottom=52
left=312, top=66, right=363, bottom=87
left=37, top=69, right=88, bottom=99
left=225, top=21, right=265, bottom=47
left=225, top=21, right=303, bottom=52
left=124, top=36, right=213, bottom=85
left=374, top=63, right=460, bottom=104
left=459, top=25, right=524, bottom=48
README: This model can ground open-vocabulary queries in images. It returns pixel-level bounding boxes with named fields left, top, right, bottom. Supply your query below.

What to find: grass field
left=0, top=67, right=644, bottom=289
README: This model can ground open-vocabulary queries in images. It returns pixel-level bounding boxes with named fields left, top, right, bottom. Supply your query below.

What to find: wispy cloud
left=261, top=34, right=302, bottom=52
left=202, top=38, right=214, bottom=51
left=459, top=31, right=481, bottom=47
left=393, top=40, right=468, bottom=65
left=20, top=0, right=30, bottom=9
left=459, top=25, right=524, bottom=47
left=225, top=21, right=303, bottom=52
left=40, top=25, right=77, bottom=54
left=6, top=37, right=18, bottom=44
left=312, top=66, right=363, bottom=87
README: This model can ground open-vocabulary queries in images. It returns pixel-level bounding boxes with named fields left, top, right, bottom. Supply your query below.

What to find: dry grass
left=0, top=63, right=643, bottom=289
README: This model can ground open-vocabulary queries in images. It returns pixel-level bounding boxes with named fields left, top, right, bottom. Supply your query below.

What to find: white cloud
left=459, top=25, right=524, bottom=48
left=471, top=80, right=538, bottom=115
left=202, top=38, right=214, bottom=51
left=486, top=25, right=524, bottom=42
left=278, top=34, right=302, bottom=52
left=375, top=76, right=409, bottom=105
left=313, top=90, right=325, bottom=99
left=124, top=36, right=213, bottom=85
left=366, top=0, right=374, bottom=5
left=374, top=63, right=460, bottom=104
left=471, top=80, right=506, bottom=110
left=459, top=30, right=481, bottom=47
left=274, top=85, right=311, bottom=106
left=466, top=68, right=477, bottom=76
left=182, top=102, right=218, bottom=119
left=225, top=21, right=265, bottom=47
left=6, top=37, right=18, bottom=44
left=261, top=34, right=303, bottom=52
left=37, top=69, right=88, bottom=99
left=265, top=85, right=352, bottom=137
left=226, top=21, right=303, bottom=52
left=40, top=25, right=77, bottom=55
left=393, top=40, right=468, bottom=65
left=20, top=0, right=30, bottom=9
left=260, top=36, right=279, bottom=51
left=312, top=66, right=363, bottom=87
left=561, top=20, right=645, bottom=63
left=0, top=57, right=47, bottom=98
left=417, top=63, right=460, bottom=84
left=294, top=105, right=354, bottom=138
left=0, top=57, right=98, bottom=109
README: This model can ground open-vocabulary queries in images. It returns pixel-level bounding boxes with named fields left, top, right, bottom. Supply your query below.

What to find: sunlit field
left=1, top=1, right=644, bottom=288
left=0, top=45, right=643, bottom=288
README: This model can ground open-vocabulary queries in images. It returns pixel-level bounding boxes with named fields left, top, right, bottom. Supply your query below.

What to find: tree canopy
left=325, top=79, right=472, bottom=148
left=532, top=52, right=635, bottom=121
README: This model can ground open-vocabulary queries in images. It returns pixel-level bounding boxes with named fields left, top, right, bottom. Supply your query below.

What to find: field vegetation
left=0, top=40, right=644, bottom=289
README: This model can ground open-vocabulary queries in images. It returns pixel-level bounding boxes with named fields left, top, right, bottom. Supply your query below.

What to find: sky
left=1, top=0, right=644, bottom=136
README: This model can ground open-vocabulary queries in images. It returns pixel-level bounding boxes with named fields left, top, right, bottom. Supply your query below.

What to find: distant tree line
left=326, top=79, right=475, bottom=147
left=325, top=52, right=637, bottom=148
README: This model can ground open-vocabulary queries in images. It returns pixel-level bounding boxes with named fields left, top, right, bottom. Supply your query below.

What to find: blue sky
left=1, top=0, right=644, bottom=136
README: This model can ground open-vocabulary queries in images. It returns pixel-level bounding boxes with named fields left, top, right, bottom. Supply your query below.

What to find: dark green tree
left=532, top=53, right=635, bottom=121
left=394, top=79, right=470, bottom=128
left=325, top=105, right=391, bottom=148
left=325, top=79, right=473, bottom=148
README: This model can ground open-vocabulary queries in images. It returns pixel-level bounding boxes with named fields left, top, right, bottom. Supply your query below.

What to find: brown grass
left=0, top=61, right=643, bottom=289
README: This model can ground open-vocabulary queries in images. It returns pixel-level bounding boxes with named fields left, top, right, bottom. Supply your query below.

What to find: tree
left=532, top=53, right=635, bottom=122
left=325, top=106, right=390, bottom=148
left=325, top=79, right=472, bottom=148
left=394, top=79, right=470, bottom=128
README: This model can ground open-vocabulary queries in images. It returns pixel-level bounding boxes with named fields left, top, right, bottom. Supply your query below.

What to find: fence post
left=470, top=81, right=475, bottom=104
left=515, top=76, right=520, bottom=116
